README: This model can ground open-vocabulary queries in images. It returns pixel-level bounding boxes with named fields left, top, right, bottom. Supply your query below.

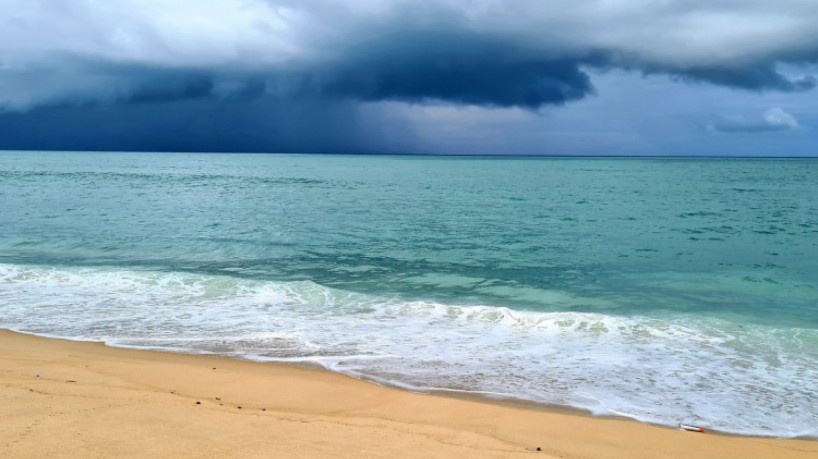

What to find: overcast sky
left=1, top=0, right=817, bottom=155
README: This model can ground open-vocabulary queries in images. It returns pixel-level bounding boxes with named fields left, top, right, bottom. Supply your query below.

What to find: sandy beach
left=0, top=330, right=815, bottom=458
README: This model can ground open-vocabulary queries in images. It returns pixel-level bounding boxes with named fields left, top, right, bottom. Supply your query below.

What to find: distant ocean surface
left=1, top=151, right=817, bottom=437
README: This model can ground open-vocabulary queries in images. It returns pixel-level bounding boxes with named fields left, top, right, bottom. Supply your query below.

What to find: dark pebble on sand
left=196, top=401, right=201, bottom=405
left=237, top=406, right=242, bottom=409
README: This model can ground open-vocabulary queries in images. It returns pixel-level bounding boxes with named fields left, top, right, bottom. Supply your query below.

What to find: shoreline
left=2, top=329, right=816, bottom=458
left=4, top=328, right=624, bottom=420
left=4, top=327, right=811, bottom=440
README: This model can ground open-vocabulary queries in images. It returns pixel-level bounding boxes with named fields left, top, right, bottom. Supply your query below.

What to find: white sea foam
left=1, top=263, right=816, bottom=437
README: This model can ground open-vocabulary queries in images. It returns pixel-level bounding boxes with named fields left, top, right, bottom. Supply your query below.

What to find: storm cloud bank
left=3, top=0, right=818, bottom=112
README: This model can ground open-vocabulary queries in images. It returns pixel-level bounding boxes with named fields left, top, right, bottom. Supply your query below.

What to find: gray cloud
left=2, top=0, right=818, bottom=112
left=663, top=65, right=816, bottom=92
left=709, top=107, right=800, bottom=133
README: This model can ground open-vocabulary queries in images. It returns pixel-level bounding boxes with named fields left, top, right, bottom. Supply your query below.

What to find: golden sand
left=1, top=330, right=815, bottom=458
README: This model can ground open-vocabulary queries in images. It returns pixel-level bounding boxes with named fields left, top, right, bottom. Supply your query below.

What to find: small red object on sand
left=679, top=424, right=705, bottom=433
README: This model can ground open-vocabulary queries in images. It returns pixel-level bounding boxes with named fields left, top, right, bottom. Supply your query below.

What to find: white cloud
left=709, top=107, right=800, bottom=133
left=763, top=107, right=799, bottom=130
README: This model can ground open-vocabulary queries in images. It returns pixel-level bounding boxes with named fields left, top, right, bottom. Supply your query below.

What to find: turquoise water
left=1, top=151, right=817, bottom=436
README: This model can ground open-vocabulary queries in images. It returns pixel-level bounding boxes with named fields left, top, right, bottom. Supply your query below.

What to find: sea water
left=1, top=151, right=816, bottom=437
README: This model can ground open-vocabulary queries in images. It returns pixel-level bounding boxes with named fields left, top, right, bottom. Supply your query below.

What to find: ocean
left=1, top=151, right=816, bottom=437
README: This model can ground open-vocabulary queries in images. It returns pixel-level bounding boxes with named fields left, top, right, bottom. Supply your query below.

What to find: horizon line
left=2, top=149, right=817, bottom=160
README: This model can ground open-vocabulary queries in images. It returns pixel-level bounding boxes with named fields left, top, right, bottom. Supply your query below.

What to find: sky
left=1, top=0, right=817, bottom=156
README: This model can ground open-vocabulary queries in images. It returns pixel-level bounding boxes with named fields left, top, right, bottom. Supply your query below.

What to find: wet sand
left=2, top=330, right=815, bottom=458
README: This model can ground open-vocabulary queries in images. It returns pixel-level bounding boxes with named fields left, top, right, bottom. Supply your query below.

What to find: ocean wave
left=1, top=263, right=816, bottom=438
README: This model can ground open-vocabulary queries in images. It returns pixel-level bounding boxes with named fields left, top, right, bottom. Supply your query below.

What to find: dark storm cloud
left=309, top=27, right=604, bottom=108
left=0, top=96, right=415, bottom=153
left=664, top=65, right=816, bottom=92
